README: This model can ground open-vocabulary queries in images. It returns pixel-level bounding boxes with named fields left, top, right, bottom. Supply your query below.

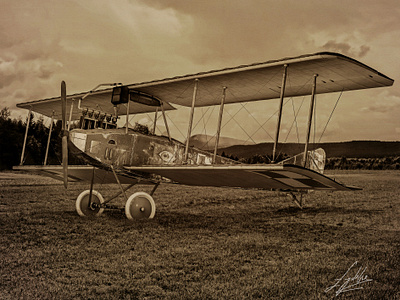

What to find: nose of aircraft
left=69, top=131, right=88, bottom=153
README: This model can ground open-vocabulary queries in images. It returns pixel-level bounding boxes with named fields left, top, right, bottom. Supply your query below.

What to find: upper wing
left=16, top=90, right=176, bottom=121
left=129, top=52, right=393, bottom=107
left=17, top=52, right=393, bottom=119
left=124, top=164, right=360, bottom=191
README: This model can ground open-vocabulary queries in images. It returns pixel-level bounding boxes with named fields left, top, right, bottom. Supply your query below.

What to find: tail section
left=279, top=148, right=326, bottom=174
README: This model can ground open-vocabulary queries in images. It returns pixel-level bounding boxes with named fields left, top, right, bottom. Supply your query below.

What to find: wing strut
left=272, top=64, right=288, bottom=162
left=152, top=107, right=158, bottom=135
left=20, top=107, right=32, bottom=165
left=125, top=93, right=130, bottom=134
left=213, top=86, right=227, bottom=163
left=185, top=79, right=199, bottom=161
left=160, top=101, right=171, bottom=141
left=67, top=100, right=74, bottom=131
left=44, top=110, right=55, bottom=165
left=303, top=74, right=318, bottom=166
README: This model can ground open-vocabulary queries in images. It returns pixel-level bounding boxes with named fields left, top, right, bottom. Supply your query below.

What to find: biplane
left=13, top=52, right=394, bottom=220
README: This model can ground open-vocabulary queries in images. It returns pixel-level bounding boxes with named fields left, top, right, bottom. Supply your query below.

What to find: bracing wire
left=275, top=96, right=306, bottom=160
left=144, top=113, right=154, bottom=125
left=158, top=80, right=196, bottom=140
left=243, top=98, right=295, bottom=144
left=283, top=96, right=306, bottom=144
left=195, top=107, right=210, bottom=150
left=244, top=73, right=314, bottom=147
left=240, top=103, right=275, bottom=142
left=291, top=97, right=302, bottom=143
left=198, top=132, right=217, bottom=150
left=192, top=106, right=212, bottom=132
left=220, top=103, right=247, bottom=131
left=127, top=113, right=135, bottom=128
left=318, top=90, right=344, bottom=143
left=201, top=108, right=211, bottom=149
left=152, top=112, right=163, bottom=135
left=223, top=88, right=275, bottom=144
left=192, top=68, right=282, bottom=148
left=165, top=112, right=186, bottom=141
left=274, top=73, right=315, bottom=160
left=224, top=108, right=257, bottom=144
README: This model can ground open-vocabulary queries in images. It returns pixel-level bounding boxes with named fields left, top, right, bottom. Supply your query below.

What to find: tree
left=0, top=109, right=24, bottom=169
left=0, top=107, right=10, bottom=120
left=0, top=108, right=66, bottom=169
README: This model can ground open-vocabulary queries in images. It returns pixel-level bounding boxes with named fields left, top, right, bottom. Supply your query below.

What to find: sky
left=1, top=0, right=399, bottom=143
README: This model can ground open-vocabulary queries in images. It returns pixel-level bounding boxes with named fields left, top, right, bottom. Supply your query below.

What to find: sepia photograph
left=1, top=0, right=399, bottom=298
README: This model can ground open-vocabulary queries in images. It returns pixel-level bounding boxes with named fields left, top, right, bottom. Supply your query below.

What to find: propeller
left=61, top=81, right=68, bottom=188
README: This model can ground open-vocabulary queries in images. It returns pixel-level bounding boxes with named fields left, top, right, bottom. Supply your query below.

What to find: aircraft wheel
left=125, top=192, right=156, bottom=220
left=76, top=190, right=105, bottom=217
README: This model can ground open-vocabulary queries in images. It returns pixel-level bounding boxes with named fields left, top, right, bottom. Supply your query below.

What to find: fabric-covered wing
left=16, top=91, right=176, bottom=121
left=16, top=52, right=393, bottom=119
left=13, top=165, right=145, bottom=185
left=128, top=52, right=393, bottom=107
left=124, top=164, right=359, bottom=191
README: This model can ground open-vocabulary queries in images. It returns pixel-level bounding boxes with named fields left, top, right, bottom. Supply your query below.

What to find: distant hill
left=218, top=140, right=400, bottom=159
left=189, top=134, right=252, bottom=150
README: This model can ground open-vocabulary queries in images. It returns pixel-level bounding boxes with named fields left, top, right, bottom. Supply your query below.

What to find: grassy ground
left=0, top=170, right=399, bottom=299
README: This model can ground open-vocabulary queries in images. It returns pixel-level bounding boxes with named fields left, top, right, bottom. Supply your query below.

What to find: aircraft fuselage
left=68, top=128, right=232, bottom=170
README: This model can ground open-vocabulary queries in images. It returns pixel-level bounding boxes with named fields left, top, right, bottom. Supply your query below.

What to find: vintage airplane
left=13, top=52, right=394, bottom=220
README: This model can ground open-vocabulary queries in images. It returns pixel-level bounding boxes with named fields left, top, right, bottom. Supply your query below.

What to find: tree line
left=0, top=107, right=65, bottom=170
left=325, top=156, right=400, bottom=170
left=221, top=151, right=400, bottom=170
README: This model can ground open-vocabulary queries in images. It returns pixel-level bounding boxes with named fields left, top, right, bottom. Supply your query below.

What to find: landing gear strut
left=287, top=192, right=306, bottom=209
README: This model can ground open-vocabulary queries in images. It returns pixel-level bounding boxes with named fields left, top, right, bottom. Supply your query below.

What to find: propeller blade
left=61, top=81, right=68, bottom=188
left=61, top=81, right=66, bottom=131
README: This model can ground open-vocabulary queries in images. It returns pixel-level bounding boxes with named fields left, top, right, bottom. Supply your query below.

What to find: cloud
left=1, top=0, right=398, bottom=141
left=0, top=57, right=18, bottom=89
left=361, top=91, right=400, bottom=113
left=0, top=53, right=63, bottom=95
left=322, top=40, right=370, bottom=58
left=0, top=1, right=67, bottom=110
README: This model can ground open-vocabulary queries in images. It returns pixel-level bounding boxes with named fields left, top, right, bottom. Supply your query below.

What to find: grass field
left=1, top=170, right=399, bottom=299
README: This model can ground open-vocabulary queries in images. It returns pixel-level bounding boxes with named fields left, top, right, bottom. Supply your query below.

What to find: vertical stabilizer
left=280, top=148, right=326, bottom=174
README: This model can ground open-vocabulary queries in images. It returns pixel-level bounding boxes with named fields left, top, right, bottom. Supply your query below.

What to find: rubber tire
left=125, top=192, right=156, bottom=220
left=76, top=190, right=105, bottom=217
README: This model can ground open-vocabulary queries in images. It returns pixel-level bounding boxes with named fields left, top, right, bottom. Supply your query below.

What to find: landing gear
left=125, top=192, right=156, bottom=220
left=287, top=192, right=306, bottom=209
left=76, top=189, right=105, bottom=217
left=75, top=188, right=157, bottom=220
left=75, top=166, right=159, bottom=220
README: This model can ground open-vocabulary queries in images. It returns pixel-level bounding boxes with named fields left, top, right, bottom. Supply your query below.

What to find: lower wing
left=124, top=164, right=360, bottom=191
left=12, top=165, right=141, bottom=185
